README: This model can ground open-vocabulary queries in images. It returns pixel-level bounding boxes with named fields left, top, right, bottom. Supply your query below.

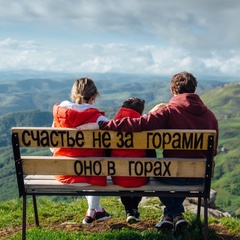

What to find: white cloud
left=1, top=38, right=240, bottom=77
left=1, top=0, right=240, bottom=49
left=0, top=0, right=240, bottom=77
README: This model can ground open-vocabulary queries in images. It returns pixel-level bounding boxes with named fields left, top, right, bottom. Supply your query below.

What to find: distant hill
left=0, top=110, right=53, bottom=147
left=0, top=110, right=53, bottom=201
left=0, top=74, right=224, bottom=115
left=0, top=76, right=239, bottom=213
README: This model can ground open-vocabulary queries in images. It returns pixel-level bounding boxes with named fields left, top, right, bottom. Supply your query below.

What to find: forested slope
left=0, top=78, right=239, bottom=213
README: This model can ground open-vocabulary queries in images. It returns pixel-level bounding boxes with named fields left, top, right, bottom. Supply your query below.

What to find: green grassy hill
left=201, top=82, right=240, bottom=212
left=0, top=197, right=239, bottom=239
left=0, top=80, right=240, bottom=213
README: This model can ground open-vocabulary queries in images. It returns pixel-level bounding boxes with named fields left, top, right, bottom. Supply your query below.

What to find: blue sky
left=0, top=0, right=240, bottom=78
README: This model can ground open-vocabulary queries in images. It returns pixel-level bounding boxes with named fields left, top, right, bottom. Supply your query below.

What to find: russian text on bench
left=12, top=127, right=216, bottom=240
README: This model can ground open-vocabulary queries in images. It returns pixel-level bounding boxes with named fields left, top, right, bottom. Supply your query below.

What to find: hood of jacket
left=114, top=107, right=141, bottom=120
left=53, top=103, right=102, bottom=128
left=169, top=93, right=207, bottom=115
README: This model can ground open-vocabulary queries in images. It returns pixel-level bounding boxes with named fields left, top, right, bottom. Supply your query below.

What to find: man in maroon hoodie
left=77, top=71, right=219, bottom=232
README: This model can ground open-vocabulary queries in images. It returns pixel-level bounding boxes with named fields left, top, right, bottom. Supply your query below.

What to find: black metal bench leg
left=32, top=195, right=39, bottom=227
left=197, top=197, right=201, bottom=221
left=204, top=197, right=209, bottom=240
left=22, top=195, right=27, bottom=240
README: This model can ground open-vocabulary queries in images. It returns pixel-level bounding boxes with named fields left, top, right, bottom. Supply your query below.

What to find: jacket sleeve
left=100, top=108, right=169, bottom=132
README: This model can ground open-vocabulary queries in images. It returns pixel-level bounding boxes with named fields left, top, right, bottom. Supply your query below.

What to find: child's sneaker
left=95, top=208, right=110, bottom=222
left=82, top=212, right=96, bottom=225
left=132, top=209, right=140, bottom=219
left=126, top=210, right=140, bottom=224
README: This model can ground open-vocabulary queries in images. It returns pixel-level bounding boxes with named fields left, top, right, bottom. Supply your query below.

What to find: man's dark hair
left=170, top=71, right=198, bottom=94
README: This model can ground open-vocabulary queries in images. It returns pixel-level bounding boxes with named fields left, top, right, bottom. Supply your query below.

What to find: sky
left=0, top=0, right=240, bottom=79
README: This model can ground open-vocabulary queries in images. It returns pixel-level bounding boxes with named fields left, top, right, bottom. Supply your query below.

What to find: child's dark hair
left=122, top=97, right=145, bottom=115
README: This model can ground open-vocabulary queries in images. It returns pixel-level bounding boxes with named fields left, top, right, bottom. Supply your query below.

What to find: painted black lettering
left=66, top=131, right=75, bottom=147
left=152, top=132, right=162, bottom=149
left=172, top=133, right=181, bottom=148
left=129, top=161, right=135, bottom=176
left=57, top=131, right=66, bottom=147
left=124, top=132, right=134, bottom=148
left=40, top=130, right=50, bottom=147
left=134, top=161, right=143, bottom=176
left=144, top=161, right=153, bottom=176
left=162, top=161, right=171, bottom=176
left=146, top=132, right=153, bottom=148
left=31, top=130, right=40, bottom=146
left=83, top=161, right=93, bottom=175
left=182, top=133, right=193, bottom=149
left=75, top=131, right=84, bottom=147
left=116, top=132, right=124, bottom=148
left=92, top=132, right=101, bottom=147
left=162, top=132, right=171, bottom=148
left=194, top=133, right=203, bottom=149
left=93, top=161, right=102, bottom=175
left=108, top=161, right=116, bottom=175
left=74, top=160, right=84, bottom=175
left=50, top=130, right=59, bottom=147
left=116, top=132, right=134, bottom=148
left=102, top=132, right=111, bottom=148
left=22, top=130, right=31, bottom=146
left=153, top=161, right=162, bottom=176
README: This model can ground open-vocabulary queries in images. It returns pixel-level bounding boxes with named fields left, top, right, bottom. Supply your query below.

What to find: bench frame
left=12, top=127, right=216, bottom=240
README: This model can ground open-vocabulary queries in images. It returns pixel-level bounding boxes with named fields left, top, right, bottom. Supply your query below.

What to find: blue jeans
left=155, top=178, right=204, bottom=218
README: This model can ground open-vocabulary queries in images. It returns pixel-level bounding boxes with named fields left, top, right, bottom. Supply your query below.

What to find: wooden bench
left=11, top=127, right=217, bottom=240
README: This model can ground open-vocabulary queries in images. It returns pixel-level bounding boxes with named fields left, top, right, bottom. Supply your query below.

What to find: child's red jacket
left=111, top=107, right=149, bottom=187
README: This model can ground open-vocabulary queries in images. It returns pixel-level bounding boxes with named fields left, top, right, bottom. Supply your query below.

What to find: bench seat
left=24, top=175, right=205, bottom=196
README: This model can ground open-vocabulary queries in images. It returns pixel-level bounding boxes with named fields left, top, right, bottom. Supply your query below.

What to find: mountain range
left=0, top=74, right=239, bottom=213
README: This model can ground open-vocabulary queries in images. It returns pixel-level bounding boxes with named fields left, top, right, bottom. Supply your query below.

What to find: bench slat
left=24, top=175, right=204, bottom=192
left=21, top=156, right=207, bottom=178
left=12, top=127, right=217, bottom=150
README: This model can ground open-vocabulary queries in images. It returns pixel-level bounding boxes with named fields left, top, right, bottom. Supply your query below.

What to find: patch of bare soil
left=0, top=226, right=22, bottom=240
left=55, top=218, right=156, bottom=233
left=209, top=223, right=240, bottom=240
left=1, top=218, right=239, bottom=240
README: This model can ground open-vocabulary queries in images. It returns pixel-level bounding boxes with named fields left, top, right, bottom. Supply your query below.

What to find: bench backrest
left=12, top=127, right=217, bottom=195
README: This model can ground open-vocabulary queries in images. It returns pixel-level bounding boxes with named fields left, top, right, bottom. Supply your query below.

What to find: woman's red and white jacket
left=52, top=101, right=108, bottom=186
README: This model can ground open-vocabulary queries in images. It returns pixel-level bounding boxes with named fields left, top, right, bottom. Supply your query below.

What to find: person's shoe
left=173, top=215, right=188, bottom=231
left=95, top=208, right=110, bottom=222
left=155, top=215, right=173, bottom=230
left=126, top=210, right=140, bottom=224
left=132, top=209, right=140, bottom=219
left=82, top=212, right=96, bottom=225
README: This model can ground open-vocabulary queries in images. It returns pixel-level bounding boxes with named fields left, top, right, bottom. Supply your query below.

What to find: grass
left=0, top=196, right=239, bottom=240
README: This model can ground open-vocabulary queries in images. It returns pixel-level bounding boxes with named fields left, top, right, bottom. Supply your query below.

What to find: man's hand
left=148, top=103, right=167, bottom=113
left=76, top=122, right=99, bottom=130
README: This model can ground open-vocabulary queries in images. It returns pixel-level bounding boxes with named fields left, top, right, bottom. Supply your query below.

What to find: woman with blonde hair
left=52, top=77, right=110, bottom=225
